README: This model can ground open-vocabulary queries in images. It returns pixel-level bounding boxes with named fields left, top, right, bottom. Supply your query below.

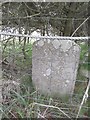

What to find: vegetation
left=1, top=39, right=89, bottom=118
left=0, top=2, right=90, bottom=119
left=2, top=2, right=88, bottom=36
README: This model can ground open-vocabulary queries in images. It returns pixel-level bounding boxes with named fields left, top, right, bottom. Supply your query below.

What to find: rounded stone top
left=38, top=40, right=44, bottom=47
left=52, top=40, right=60, bottom=49
left=60, top=40, right=72, bottom=52
left=34, top=39, right=80, bottom=52
left=59, top=40, right=80, bottom=52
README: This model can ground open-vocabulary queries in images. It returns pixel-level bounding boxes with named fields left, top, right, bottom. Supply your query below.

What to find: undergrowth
left=1, top=40, right=89, bottom=118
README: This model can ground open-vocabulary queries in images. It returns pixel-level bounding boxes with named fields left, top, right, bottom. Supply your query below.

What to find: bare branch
left=76, top=79, right=90, bottom=118
left=33, top=102, right=71, bottom=119
left=71, top=16, right=90, bottom=37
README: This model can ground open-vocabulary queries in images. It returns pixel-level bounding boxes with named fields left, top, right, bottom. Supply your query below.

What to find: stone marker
left=32, top=39, right=80, bottom=97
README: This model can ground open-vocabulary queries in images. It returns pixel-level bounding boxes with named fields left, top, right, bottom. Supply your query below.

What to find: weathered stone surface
left=32, top=39, right=80, bottom=97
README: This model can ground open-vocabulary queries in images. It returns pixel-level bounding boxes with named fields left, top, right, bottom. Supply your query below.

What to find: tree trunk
left=18, top=22, right=22, bottom=44
left=22, top=29, right=27, bottom=59
left=64, top=3, right=77, bottom=36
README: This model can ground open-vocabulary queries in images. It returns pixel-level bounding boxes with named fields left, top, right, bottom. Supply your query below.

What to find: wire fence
left=0, top=32, right=90, bottom=40
left=2, top=16, right=89, bottom=20
left=0, top=32, right=90, bottom=119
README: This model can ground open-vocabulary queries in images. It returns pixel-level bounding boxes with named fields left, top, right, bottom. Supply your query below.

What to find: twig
left=71, top=16, right=90, bottom=37
left=43, top=98, right=52, bottom=116
left=2, top=36, right=14, bottom=41
left=2, top=13, right=41, bottom=20
left=9, top=110, right=17, bottom=118
left=33, top=102, right=71, bottom=119
left=37, top=112, right=45, bottom=118
left=76, top=79, right=90, bottom=119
